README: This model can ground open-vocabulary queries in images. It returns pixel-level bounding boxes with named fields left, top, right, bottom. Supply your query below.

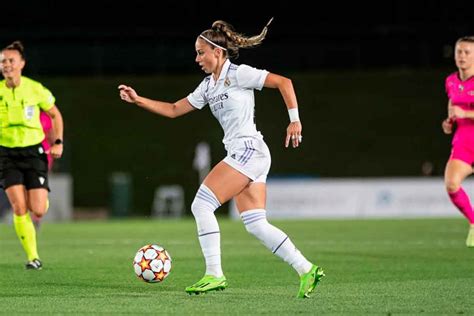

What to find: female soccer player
left=442, top=36, right=474, bottom=247
left=0, top=41, right=64, bottom=269
left=119, top=19, right=324, bottom=298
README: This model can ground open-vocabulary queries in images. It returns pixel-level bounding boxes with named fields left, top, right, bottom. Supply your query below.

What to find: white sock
left=191, top=184, right=223, bottom=277
left=241, top=209, right=313, bottom=275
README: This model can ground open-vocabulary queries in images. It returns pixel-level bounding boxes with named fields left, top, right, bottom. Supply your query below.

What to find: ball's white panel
left=142, top=269, right=155, bottom=282
left=150, top=259, right=163, bottom=272
left=134, top=251, right=144, bottom=263
left=144, top=249, right=158, bottom=260
left=133, top=263, right=142, bottom=276
left=163, top=260, right=172, bottom=273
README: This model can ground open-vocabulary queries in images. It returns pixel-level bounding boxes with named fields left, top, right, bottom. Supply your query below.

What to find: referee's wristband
left=288, top=108, right=300, bottom=122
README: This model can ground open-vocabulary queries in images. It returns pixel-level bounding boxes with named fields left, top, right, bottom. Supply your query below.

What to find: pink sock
left=448, top=188, right=474, bottom=224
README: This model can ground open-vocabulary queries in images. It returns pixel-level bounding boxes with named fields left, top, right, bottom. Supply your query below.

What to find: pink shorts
left=450, top=144, right=474, bottom=165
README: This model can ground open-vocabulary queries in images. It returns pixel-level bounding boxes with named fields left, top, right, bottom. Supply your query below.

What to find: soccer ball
left=133, top=244, right=172, bottom=283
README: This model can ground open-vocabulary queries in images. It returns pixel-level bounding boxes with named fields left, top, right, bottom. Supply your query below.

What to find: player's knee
left=191, top=195, right=216, bottom=217
left=30, top=208, right=46, bottom=218
left=191, top=185, right=221, bottom=217
left=11, top=202, right=27, bottom=216
left=29, top=202, right=48, bottom=217
left=445, top=179, right=461, bottom=193
left=31, top=211, right=44, bottom=219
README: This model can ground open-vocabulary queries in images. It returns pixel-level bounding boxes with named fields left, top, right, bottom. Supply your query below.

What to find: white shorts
left=223, top=137, right=271, bottom=183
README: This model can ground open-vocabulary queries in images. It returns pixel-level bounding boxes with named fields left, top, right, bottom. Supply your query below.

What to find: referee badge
left=224, top=77, right=231, bottom=87
left=25, top=105, right=34, bottom=120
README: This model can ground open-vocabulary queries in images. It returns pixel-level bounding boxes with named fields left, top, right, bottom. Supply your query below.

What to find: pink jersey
left=445, top=72, right=474, bottom=146
left=40, top=111, right=53, bottom=170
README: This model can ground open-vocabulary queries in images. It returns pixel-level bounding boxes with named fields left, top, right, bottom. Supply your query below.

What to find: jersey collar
left=457, top=72, right=474, bottom=83
left=210, top=59, right=231, bottom=87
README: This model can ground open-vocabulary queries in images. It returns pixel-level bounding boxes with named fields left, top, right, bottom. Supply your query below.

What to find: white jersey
left=187, top=59, right=269, bottom=150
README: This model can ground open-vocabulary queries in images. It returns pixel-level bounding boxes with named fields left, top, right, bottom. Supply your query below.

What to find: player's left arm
left=263, top=73, right=302, bottom=148
left=45, top=105, right=64, bottom=159
left=449, top=104, right=474, bottom=119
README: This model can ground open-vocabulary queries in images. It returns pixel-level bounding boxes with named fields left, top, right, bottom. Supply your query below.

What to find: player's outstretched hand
left=118, top=85, right=139, bottom=104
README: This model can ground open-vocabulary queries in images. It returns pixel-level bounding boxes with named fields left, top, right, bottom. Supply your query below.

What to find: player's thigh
left=202, top=161, right=250, bottom=204
left=234, top=182, right=266, bottom=213
left=5, top=184, right=28, bottom=215
left=27, top=188, right=49, bottom=215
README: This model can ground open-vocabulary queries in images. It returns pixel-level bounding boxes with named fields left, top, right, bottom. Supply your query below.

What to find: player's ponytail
left=199, top=18, right=273, bottom=60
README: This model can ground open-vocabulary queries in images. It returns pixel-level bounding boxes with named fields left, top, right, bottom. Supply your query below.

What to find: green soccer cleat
left=466, top=225, right=474, bottom=248
left=185, top=275, right=228, bottom=295
left=297, top=265, right=325, bottom=298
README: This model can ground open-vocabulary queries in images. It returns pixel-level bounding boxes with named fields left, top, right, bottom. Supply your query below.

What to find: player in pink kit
left=442, top=36, right=474, bottom=247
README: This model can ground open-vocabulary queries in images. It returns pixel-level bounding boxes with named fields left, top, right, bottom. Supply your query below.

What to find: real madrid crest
left=224, top=77, right=231, bottom=87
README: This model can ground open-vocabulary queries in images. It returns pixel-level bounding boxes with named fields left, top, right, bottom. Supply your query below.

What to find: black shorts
left=0, top=144, right=50, bottom=191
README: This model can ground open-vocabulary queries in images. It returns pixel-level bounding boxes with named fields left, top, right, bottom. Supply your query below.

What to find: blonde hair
left=199, top=18, right=273, bottom=59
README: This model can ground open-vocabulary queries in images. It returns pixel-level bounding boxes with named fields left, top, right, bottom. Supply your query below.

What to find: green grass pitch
left=0, top=217, right=473, bottom=314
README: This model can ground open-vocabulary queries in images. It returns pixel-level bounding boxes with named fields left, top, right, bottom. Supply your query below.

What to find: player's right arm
left=443, top=100, right=454, bottom=134
left=118, top=85, right=195, bottom=118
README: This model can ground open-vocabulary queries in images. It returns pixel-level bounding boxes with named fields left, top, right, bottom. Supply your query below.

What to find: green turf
left=0, top=218, right=473, bottom=314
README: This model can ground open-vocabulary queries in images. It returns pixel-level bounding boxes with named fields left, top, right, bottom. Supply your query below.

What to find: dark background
left=2, top=1, right=474, bottom=215
left=3, top=1, right=473, bottom=74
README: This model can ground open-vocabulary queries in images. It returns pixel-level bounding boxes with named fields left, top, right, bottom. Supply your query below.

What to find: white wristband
left=288, top=108, right=300, bottom=122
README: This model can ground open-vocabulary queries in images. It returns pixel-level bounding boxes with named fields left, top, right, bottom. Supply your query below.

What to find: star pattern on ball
left=158, top=251, right=168, bottom=262
left=155, top=270, right=165, bottom=281
left=139, top=259, right=151, bottom=270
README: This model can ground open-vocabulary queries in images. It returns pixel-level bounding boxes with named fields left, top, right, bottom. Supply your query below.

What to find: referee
left=0, top=41, right=64, bottom=270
